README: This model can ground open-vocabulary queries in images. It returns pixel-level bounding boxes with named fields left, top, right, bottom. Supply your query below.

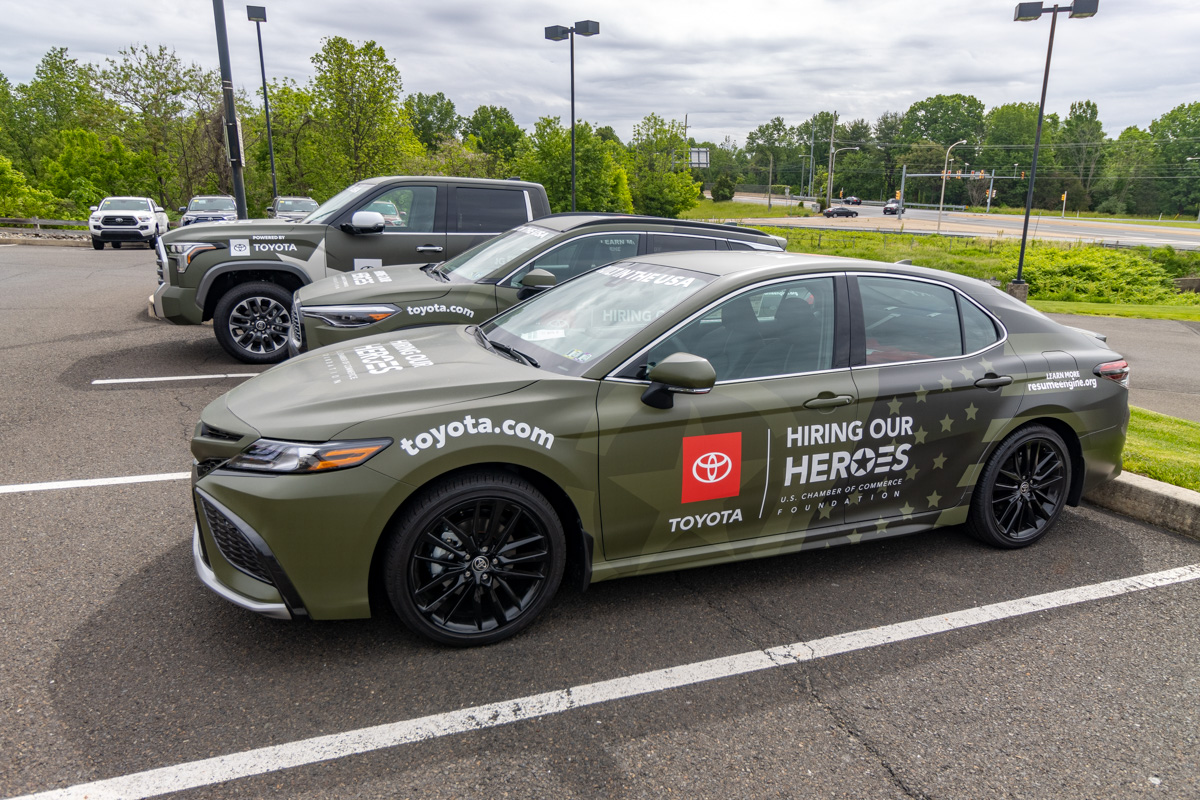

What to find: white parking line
left=92, top=374, right=260, bottom=385
left=12, top=563, right=1200, bottom=800
left=0, top=473, right=190, bottom=495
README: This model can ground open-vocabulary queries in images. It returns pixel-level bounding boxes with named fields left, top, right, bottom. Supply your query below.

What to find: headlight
left=137, top=214, right=153, bottom=222
left=224, top=438, right=392, bottom=474
left=301, top=304, right=401, bottom=328
left=167, top=242, right=218, bottom=272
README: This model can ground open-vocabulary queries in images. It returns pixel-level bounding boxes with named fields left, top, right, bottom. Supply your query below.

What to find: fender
left=196, top=261, right=313, bottom=309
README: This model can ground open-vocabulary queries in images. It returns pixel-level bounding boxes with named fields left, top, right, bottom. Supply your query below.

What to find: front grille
left=199, top=497, right=273, bottom=584
left=195, top=458, right=226, bottom=479
left=105, top=230, right=146, bottom=241
left=101, top=215, right=137, bottom=227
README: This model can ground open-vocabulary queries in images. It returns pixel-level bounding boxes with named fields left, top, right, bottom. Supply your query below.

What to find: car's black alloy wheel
left=385, top=470, right=566, bottom=646
left=967, top=424, right=1071, bottom=548
left=213, top=281, right=293, bottom=364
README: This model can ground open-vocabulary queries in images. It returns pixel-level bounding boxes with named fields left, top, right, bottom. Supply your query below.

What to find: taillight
left=1095, top=359, right=1129, bottom=388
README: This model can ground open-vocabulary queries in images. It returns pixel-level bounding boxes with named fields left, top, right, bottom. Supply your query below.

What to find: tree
left=1059, top=100, right=1107, bottom=207
left=626, top=113, right=700, bottom=218
left=903, top=94, right=986, bottom=151
left=1149, top=102, right=1200, bottom=216
left=309, top=37, right=422, bottom=192
left=461, top=104, right=524, bottom=164
left=0, top=155, right=63, bottom=217
left=873, top=110, right=907, bottom=197
left=710, top=173, right=735, bottom=202
left=512, top=116, right=632, bottom=213
left=746, top=116, right=793, bottom=189
left=404, top=91, right=460, bottom=152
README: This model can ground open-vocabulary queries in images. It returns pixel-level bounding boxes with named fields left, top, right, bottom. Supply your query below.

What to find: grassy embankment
left=1124, top=408, right=1200, bottom=492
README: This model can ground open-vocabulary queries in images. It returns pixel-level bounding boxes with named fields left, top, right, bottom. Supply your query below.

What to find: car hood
left=163, top=220, right=304, bottom=240
left=297, top=265, right=450, bottom=305
left=215, top=326, right=539, bottom=441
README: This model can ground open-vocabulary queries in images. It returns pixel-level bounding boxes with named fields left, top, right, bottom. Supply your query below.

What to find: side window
left=627, top=277, right=837, bottom=382
left=365, top=186, right=437, bottom=232
left=455, top=188, right=529, bottom=233
left=509, top=234, right=640, bottom=286
left=857, top=276, right=961, bottom=364
left=960, top=295, right=1000, bottom=353
left=727, top=240, right=755, bottom=251
left=647, top=234, right=719, bottom=254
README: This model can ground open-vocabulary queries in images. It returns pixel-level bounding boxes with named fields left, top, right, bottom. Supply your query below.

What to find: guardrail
left=0, top=217, right=87, bottom=229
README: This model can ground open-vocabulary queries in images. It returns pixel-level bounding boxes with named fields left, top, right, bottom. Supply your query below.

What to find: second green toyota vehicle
left=190, top=251, right=1129, bottom=646
left=289, top=214, right=787, bottom=355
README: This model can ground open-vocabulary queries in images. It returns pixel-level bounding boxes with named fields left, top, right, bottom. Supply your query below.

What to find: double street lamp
left=545, top=20, right=600, bottom=212
left=247, top=6, right=277, bottom=200
left=937, top=139, right=968, bottom=234
left=1012, top=0, right=1099, bottom=287
left=826, top=146, right=859, bottom=207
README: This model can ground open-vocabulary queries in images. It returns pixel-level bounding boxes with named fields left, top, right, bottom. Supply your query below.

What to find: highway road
left=2, top=244, right=1198, bottom=800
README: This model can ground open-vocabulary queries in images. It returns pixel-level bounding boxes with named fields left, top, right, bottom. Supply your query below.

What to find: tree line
left=1, top=40, right=1198, bottom=221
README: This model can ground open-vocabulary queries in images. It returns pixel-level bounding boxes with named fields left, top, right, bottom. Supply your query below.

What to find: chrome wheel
left=228, top=295, right=291, bottom=356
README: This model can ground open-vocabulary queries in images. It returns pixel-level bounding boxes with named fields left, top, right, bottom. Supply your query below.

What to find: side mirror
left=178, top=207, right=187, bottom=213
left=516, top=268, right=556, bottom=300
left=640, top=353, right=716, bottom=409
left=89, top=205, right=98, bottom=212
left=342, top=210, right=386, bottom=234
left=154, top=206, right=165, bottom=213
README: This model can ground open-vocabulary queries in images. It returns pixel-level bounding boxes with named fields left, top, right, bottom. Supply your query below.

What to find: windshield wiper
left=421, top=263, right=448, bottom=282
left=472, top=327, right=539, bottom=367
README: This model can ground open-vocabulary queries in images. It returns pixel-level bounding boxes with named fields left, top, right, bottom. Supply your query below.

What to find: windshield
left=188, top=197, right=236, bottom=212
left=278, top=198, right=318, bottom=212
left=441, top=225, right=557, bottom=283
left=98, top=198, right=152, bottom=212
left=306, top=181, right=375, bottom=225
left=483, top=261, right=714, bottom=377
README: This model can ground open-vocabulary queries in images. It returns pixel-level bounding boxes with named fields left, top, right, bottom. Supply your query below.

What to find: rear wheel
left=384, top=470, right=565, bottom=646
left=91, top=239, right=104, bottom=250
left=967, top=425, right=1071, bottom=548
left=213, top=281, right=293, bottom=364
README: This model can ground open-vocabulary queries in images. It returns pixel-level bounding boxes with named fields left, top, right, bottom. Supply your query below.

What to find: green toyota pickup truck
left=153, top=176, right=550, bottom=363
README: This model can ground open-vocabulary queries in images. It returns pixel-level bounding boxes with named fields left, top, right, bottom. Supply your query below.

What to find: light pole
left=1012, top=0, right=1098, bottom=288
left=247, top=5, right=277, bottom=201
left=937, top=139, right=967, bottom=233
left=211, top=0, right=247, bottom=218
left=827, top=146, right=858, bottom=206
left=1188, top=157, right=1200, bottom=222
left=545, top=20, right=600, bottom=212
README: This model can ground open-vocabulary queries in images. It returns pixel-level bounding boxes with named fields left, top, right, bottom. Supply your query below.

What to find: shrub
left=1018, top=247, right=1200, bottom=304
left=710, top=174, right=735, bottom=202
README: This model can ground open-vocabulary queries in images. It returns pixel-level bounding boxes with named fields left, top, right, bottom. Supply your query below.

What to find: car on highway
left=87, top=196, right=169, bottom=249
left=190, top=251, right=1130, bottom=646
left=289, top=213, right=787, bottom=355
left=883, top=198, right=901, bottom=215
left=266, top=196, right=319, bottom=222
left=823, top=206, right=858, bottom=218
left=154, top=176, right=551, bottom=364
left=179, top=195, right=239, bottom=226
left=843, top=196, right=862, bottom=205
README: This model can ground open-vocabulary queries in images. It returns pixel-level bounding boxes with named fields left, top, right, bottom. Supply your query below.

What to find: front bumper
left=193, top=523, right=292, bottom=619
left=92, top=227, right=156, bottom=243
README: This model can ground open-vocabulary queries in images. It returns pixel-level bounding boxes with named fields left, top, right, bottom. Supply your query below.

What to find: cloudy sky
left=3, top=0, right=1198, bottom=146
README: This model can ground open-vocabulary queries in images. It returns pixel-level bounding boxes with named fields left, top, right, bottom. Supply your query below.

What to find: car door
left=324, top=184, right=445, bottom=273
left=447, top=186, right=537, bottom=259
left=596, top=274, right=860, bottom=563
left=844, top=274, right=1018, bottom=528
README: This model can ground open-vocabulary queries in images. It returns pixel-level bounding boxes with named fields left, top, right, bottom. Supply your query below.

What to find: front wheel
left=384, top=470, right=566, bottom=646
left=966, top=425, right=1071, bottom=548
left=91, top=238, right=104, bottom=250
left=213, top=281, right=293, bottom=364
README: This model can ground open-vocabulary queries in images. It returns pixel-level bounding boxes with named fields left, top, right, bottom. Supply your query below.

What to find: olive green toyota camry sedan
left=191, top=251, right=1129, bottom=645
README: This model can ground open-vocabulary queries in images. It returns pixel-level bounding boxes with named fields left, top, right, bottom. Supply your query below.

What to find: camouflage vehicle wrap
left=289, top=213, right=787, bottom=355
left=191, top=252, right=1129, bottom=645
left=153, top=176, right=549, bottom=364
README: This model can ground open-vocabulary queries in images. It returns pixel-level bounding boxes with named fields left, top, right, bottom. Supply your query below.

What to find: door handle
left=975, top=375, right=1013, bottom=388
left=803, top=394, right=854, bottom=409
left=416, top=245, right=444, bottom=253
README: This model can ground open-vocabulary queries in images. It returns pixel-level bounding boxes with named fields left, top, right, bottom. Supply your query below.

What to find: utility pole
left=825, top=112, right=837, bottom=207
left=212, top=0, right=247, bottom=218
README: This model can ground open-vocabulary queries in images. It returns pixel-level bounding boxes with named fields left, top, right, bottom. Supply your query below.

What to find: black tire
left=966, top=425, right=1071, bottom=548
left=384, top=470, right=566, bottom=646
left=213, top=281, right=293, bottom=364
left=91, top=239, right=104, bottom=250
left=111, top=241, right=122, bottom=249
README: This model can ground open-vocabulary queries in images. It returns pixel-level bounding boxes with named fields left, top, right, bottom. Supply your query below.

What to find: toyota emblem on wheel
left=692, top=452, right=733, bottom=484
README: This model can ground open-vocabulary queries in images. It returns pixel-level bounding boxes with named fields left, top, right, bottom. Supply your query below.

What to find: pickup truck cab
left=153, top=176, right=550, bottom=363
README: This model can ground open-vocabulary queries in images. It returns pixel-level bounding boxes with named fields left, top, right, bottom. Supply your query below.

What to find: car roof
left=528, top=212, right=780, bottom=242
left=360, top=175, right=545, bottom=191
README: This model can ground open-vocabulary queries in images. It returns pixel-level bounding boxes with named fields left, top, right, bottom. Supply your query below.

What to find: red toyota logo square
left=682, top=432, right=742, bottom=503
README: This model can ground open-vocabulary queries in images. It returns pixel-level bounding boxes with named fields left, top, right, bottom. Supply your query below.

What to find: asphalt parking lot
left=2, top=243, right=1199, bottom=800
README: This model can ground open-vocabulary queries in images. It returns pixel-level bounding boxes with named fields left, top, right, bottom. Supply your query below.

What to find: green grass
left=1124, top=407, right=1200, bottom=492
left=966, top=205, right=1200, bottom=228
left=1029, top=301, right=1200, bottom=321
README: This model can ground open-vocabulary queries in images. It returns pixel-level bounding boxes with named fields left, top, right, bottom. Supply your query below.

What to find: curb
left=0, top=236, right=91, bottom=248
left=1085, top=472, right=1200, bottom=542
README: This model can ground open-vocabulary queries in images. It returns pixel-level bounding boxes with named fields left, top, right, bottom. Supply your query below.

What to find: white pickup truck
left=88, top=196, right=170, bottom=249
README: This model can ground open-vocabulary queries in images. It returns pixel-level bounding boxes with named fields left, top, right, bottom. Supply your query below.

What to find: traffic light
left=1021, top=172, right=1026, bottom=179
left=895, top=190, right=901, bottom=199
left=839, top=190, right=843, bottom=198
